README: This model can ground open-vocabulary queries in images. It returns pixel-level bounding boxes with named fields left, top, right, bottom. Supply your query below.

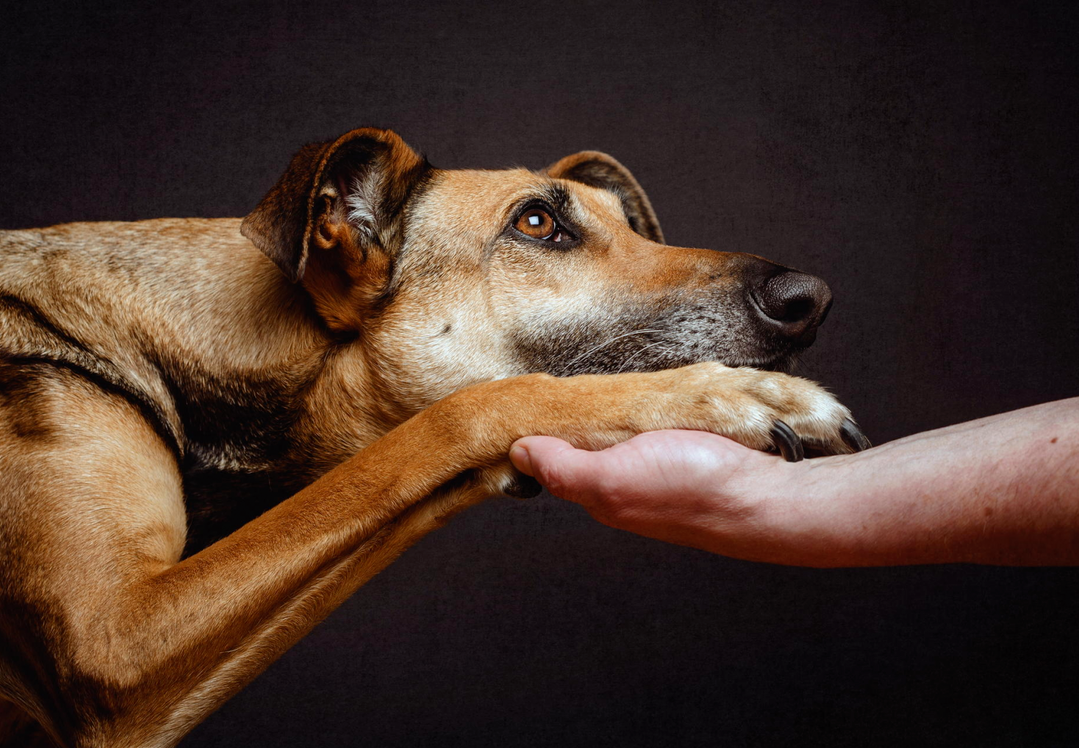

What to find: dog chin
left=721, top=352, right=797, bottom=373
left=587, top=351, right=797, bottom=376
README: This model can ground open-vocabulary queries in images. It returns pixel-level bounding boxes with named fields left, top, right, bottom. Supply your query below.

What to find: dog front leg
left=0, top=370, right=499, bottom=748
left=3, top=364, right=858, bottom=747
left=132, top=364, right=860, bottom=744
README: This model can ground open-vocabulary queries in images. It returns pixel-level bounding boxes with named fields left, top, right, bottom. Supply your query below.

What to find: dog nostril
left=751, top=270, right=832, bottom=342
left=776, top=296, right=815, bottom=323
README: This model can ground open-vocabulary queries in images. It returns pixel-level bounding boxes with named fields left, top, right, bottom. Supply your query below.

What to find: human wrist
left=713, top=449, right=832, bottom=566
left=767, top=440, right=988, bottom=567
left=742, top=452, right=869, bottom=567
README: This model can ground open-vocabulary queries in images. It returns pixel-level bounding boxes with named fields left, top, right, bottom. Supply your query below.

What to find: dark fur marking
left=0, top=356, right=182, bottom=461
left=565, top=166, right=640, bottom=231
left=0, top=294, right=96, bottom=359
left=0, top=299, right=333, bottom=556
left=0, top=292, right=340, bottom=555
left=0, top=295, right=183, bottom=457
left=0, top=363, right=56, bottom=441
left=153, top=360, right=307, bottom=467
left=141, top=350, right=334, bottom=556
left=181, top=465, right=308, bottom=556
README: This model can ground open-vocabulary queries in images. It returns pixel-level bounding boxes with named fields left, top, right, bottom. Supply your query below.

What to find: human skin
left=509, top=398, right=1079, bottom=567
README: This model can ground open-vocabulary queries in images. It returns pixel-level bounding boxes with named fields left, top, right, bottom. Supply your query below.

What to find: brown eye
left=515, top=208, right=556, bottom=239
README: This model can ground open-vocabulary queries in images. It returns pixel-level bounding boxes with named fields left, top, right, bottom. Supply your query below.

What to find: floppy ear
left=546, top=151, right=664, bottom=244
left=241, top=128, right=429, bottom=283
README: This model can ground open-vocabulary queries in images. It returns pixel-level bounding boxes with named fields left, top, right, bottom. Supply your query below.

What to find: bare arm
left=510, top=398, right=1079, bottom=567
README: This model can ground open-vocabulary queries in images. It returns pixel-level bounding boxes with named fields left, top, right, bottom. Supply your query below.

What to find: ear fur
left=546, top=151, right=664, bottom=244
left=241, top=128, right=428, bottom=282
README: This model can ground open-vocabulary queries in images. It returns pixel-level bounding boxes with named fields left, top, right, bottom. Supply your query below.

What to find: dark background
left=3, top=1, right=1078, bottom=745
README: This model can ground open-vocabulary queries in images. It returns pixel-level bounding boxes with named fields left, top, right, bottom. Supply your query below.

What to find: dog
left=0, top=127, right=868, bottom=747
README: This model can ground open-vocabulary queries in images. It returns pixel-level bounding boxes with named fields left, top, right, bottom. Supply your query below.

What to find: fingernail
left=510, top=444, right=534, bottom=476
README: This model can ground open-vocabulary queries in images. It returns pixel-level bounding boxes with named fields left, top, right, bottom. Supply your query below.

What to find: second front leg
left=18, top=361, right=859, bottom=747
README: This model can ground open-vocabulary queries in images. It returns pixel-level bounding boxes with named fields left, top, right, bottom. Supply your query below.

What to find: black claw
left=840, top=418, right=872, bottom=452
left=771, top=420, right=805, bottom=462
left=504, top=473, right=543, bottom=499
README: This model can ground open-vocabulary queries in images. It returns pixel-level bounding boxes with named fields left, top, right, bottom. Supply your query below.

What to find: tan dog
left=0, top=127, right=867, bottom=747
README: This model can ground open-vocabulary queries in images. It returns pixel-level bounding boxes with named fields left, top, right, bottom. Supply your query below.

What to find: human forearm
left=769, top=398, right=1079, bottom=566
left=512, top=398, right=1079, bottom=567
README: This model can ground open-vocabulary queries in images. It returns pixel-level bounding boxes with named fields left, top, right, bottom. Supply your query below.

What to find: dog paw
left=659, top=362, right=871, bottom=461
left=769, top=415, right=871, bottom=461
left=468, top=462, right=544, bottom=499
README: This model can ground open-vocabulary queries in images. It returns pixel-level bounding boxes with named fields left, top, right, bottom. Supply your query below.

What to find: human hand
left=509, top=429, right=799, bottom=563
left=511, top=398, right=1079, bottom=567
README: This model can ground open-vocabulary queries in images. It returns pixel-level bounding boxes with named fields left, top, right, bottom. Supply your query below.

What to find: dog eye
left=515, top=208, right=570, bottom=243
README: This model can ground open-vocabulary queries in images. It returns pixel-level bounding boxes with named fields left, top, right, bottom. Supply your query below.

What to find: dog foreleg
left=0, top=363, right=858, bottom=748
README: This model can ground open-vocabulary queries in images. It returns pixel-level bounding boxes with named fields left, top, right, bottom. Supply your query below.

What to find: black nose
left=750, top=269, right=833, bottom=345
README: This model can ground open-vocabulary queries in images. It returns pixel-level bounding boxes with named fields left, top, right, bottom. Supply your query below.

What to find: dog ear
left=546, top=151, right=664, bottom=244
left=241, top=128, right=429, bottom=282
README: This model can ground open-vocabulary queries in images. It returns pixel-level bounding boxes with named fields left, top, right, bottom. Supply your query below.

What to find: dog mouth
left=725, top=351, right=800, bottom=373
left=721, top=336, right=811, bottom=372
left=624, top=333, right=807, bottom=375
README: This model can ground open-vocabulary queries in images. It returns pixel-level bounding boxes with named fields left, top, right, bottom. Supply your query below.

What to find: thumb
left=509, top=436, right=604, bottom=503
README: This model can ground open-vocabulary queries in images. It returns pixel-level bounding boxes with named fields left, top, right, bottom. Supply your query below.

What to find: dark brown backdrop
left=3, top=1, right=1078, bottom=745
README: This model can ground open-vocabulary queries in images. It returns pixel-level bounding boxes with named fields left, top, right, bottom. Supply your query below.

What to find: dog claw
left=840, top=418, right=872, bottom=452
left=504, top=474, right=543, bottom=499
left=771, top=420, right=804, bottom=462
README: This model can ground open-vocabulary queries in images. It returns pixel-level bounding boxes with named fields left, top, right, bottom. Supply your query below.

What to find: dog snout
left=749, top=268, right=833, bottom=345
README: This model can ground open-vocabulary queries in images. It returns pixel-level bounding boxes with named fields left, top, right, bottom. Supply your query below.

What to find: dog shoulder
left=0, top=218, right=264, bottom=460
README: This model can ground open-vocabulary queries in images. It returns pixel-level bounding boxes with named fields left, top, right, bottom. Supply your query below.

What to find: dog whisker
left=559, top=328, right=664, bottom=374
left=615, top=340, right=668, bottom=374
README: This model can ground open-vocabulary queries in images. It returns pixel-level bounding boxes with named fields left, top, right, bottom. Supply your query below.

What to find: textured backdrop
left=2, top=1, right=1078, bottom=745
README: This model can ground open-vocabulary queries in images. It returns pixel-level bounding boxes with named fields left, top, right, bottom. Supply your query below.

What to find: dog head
left=242, top=128, right=832, bottom=409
